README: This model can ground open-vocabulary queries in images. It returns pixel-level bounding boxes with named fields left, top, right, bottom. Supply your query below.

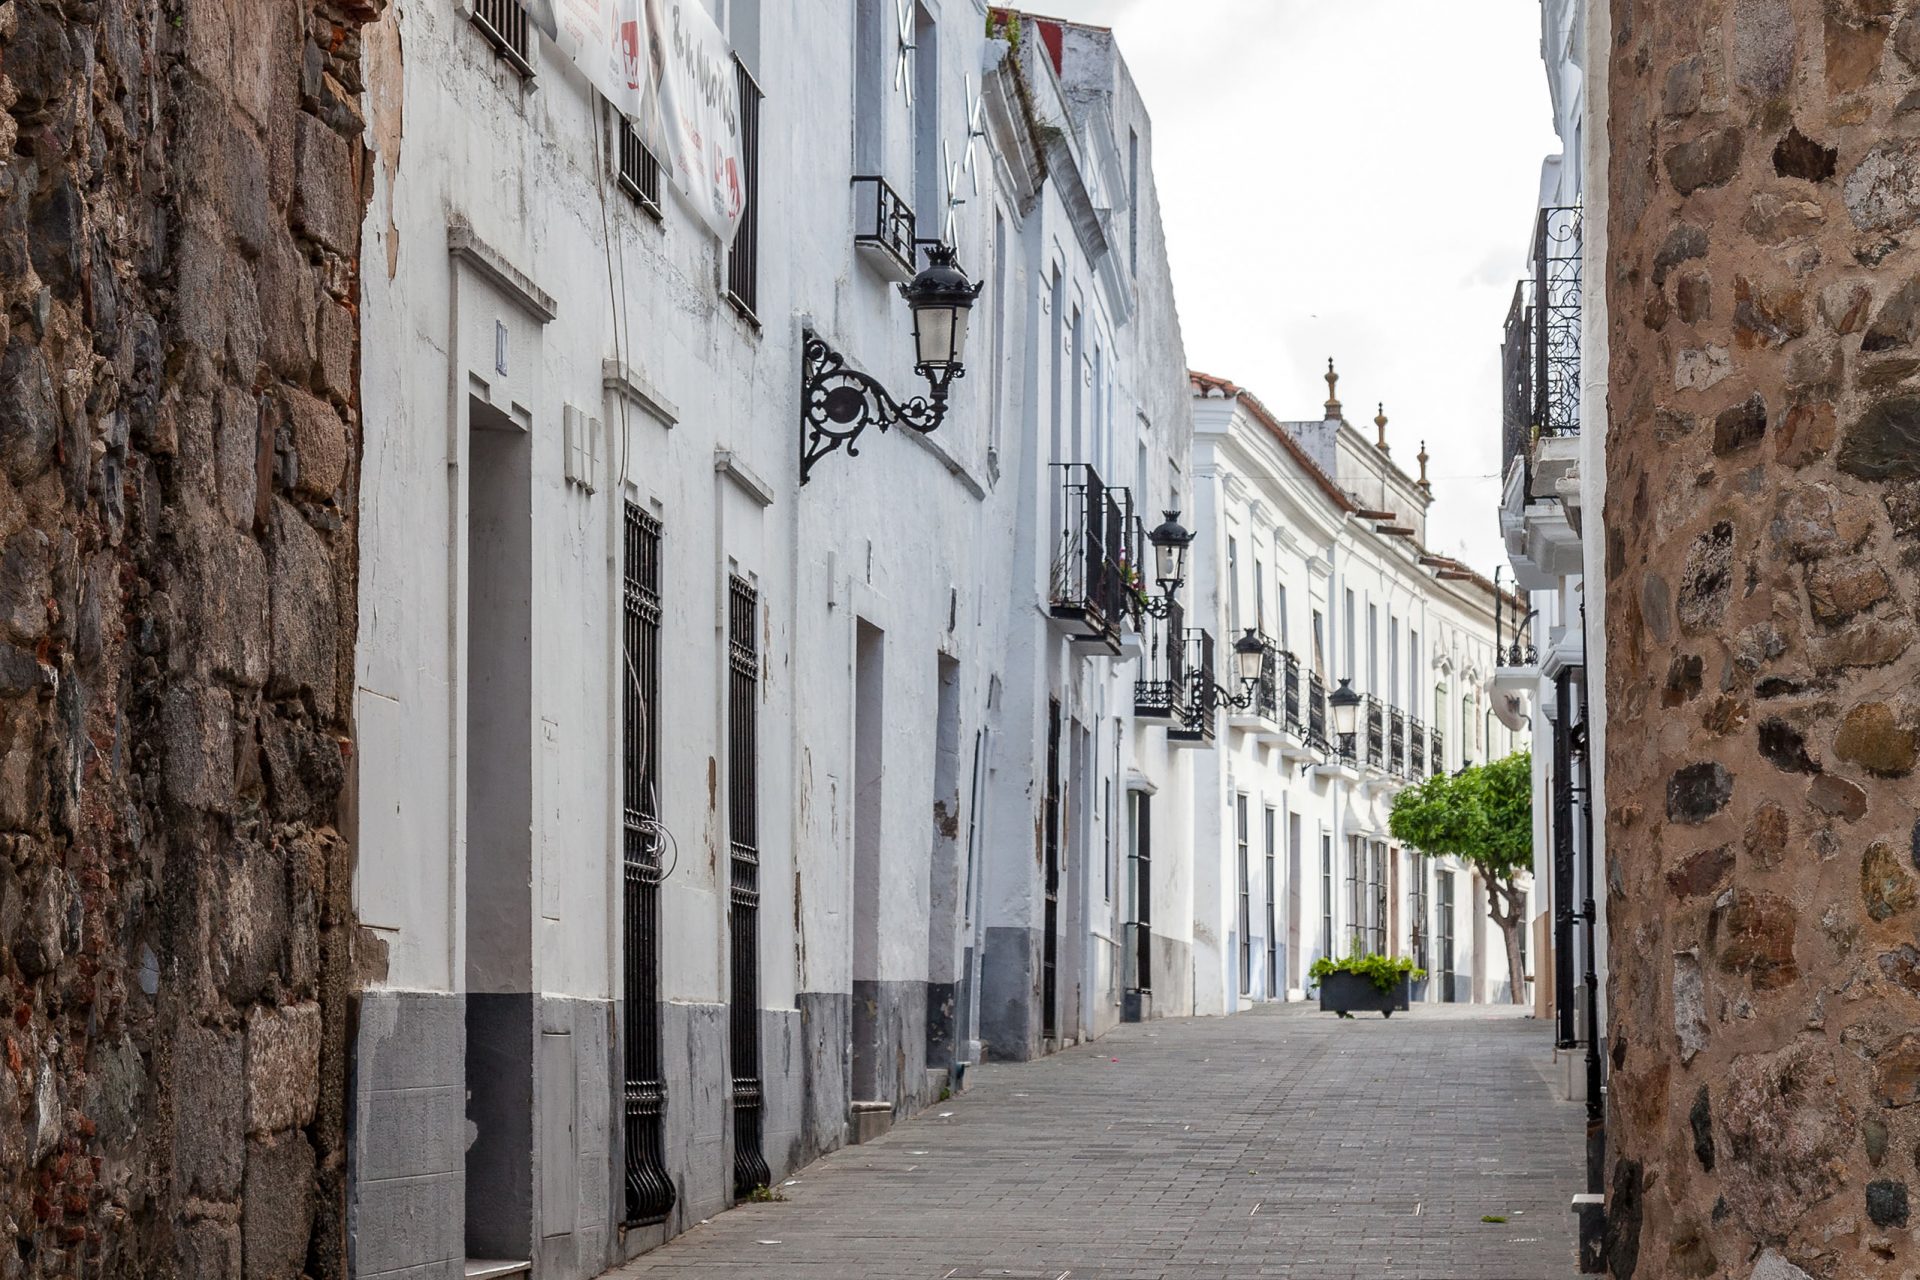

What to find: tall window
left=1253, top=558, right=1265, bottom=636
left=1236, top=795, right=1252, bottom=996
left=1408, top=853, right=1430, bottom=974
left=912, top=4, right=940, bottom=232
left=1227, top=537, right=1241, bottom=635
left=724, top=57, right=764, bottom=318
left=1346, top=836, right=1386, bottom=954
left=1367, top=603, right=1379, bottom=694
left=1342, top=589, right=1356, bottom=681
left=621, top=505, right=674, bottom=1224
left=1126, top=127, right=1140, bottom=274
left=852, top=0, right=886, bottom=172
left=726, top=574, right=768, bottom=1195
left=1319, top=832, right=1334, bottom=959
left=989, top=211, right=1008, bottom=459
left=1311, top=609, right=1326, bottom=676
left=1463, top=693, right=1475, bottom=762
left=1345, top=836, right=1365, bottom=953
left=1264, top=807, right=1279, bottom=999
left=1388, top=616, right=1399, bottom=708
left=1277, top=581, right=1290, bottom=651
left=1410, top=630, right=1420, bottom=716
left=1127, top=790, right=1152, bottom=994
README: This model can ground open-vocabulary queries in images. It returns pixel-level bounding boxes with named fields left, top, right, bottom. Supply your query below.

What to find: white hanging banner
left=536, top=0, right=747, bottom=243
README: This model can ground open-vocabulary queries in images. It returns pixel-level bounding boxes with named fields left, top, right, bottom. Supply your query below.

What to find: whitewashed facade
left=1495, top=0, right=1611, bottom=1107
left=344, top=3, right=1196, bottom=1277
left=1188, top=371, right=1528, bottom=1015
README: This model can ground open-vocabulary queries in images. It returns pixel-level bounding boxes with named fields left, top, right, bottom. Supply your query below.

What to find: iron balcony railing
left=1365, top=695, right=1384, bottom=769
left=850, top=175, right=918, bottom=277
left=618, top=116, right=663, bottom=217
left=1409, top=718, right=1427, bottom=778
left=1389, top=707, right=1406, bottom=778
left=1279, top=650, right=1304, bottom=736
left=1501, top=205, right=1582, bottom=484
left=1049, top=464, right=1137, bottom=650
left=1133, top=599, right=1188, bottom=720
left=1307, top=671, right=1327, bottom=748
left=1430, top=728, right=1446, bottom=777
left=1171, top=628, right=1217, bottom=744
left=1240, top=633, right=1281, bottom=724
left=724, top=56, right=764, bottom=322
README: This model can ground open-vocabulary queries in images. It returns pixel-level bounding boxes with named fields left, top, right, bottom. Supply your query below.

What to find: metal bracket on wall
left=799, top=331, right=948, bottom=484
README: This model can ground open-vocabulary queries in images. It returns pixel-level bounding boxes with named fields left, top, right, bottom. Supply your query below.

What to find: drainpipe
left=1574, top=602, right=1605, bottom=1272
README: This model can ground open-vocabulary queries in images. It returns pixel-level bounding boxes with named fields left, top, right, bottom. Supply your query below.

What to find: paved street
left=612, top=1004, right=1581, bottom=1280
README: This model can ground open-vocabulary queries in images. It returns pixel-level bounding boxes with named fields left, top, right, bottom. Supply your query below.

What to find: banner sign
left=536, top=0, right=748, bottom=242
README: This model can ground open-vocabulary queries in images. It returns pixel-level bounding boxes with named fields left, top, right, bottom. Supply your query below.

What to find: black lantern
left=902, top=243, right=980, bottom=395
left=1231, top=627, right=1266, bottom=687
left=1328, top=678, right=1362, bottom=757
left=799, top=243, right=984, bottom=484
left=1147, top=511, right=1194, bottom=593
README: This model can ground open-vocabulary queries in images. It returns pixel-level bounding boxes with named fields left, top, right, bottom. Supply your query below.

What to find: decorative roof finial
left=1374, top=402, right=1390, bottom=455
left=1324, top=358, right=1341, bottom=419
left=1417, top=439, right=1432, bottom=493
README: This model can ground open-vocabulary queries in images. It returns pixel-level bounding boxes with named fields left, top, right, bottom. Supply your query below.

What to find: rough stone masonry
left=1607, top=0, right=1920, bottom=1275
left=0, top=0, right=375, bottom=1275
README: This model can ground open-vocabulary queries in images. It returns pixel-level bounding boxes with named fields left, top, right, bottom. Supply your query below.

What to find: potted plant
left=1308, top=944, right=1425, bottom=1018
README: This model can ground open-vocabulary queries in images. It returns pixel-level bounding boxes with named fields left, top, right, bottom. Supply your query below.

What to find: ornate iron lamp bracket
left=799, top=332, right=950, bottom=484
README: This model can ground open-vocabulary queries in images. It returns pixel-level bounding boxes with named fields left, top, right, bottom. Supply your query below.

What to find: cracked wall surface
left=0, top=0, right=375, bottom=1273
left=1607, top=0, right=1920, bottom=1275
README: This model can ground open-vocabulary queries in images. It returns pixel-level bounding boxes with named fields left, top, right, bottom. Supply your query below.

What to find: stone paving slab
left=608, top=1004, right=1582, bottom=1280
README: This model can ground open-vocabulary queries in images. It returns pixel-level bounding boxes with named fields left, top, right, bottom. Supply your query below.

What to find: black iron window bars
left=851, top=175, right=918, bottom=277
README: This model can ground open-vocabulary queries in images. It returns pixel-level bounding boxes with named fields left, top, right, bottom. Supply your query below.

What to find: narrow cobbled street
left=613, top=1006, right=1580, bottom=1280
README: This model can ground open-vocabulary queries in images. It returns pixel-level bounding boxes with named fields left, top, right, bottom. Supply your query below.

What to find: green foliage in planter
left=1307, top=942, right=1427, bottom=995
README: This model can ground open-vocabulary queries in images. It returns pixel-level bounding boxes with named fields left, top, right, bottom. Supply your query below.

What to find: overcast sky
left=1033, top=0, right=1560, bottom=573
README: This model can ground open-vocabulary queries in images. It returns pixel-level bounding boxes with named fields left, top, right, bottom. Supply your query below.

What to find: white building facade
left=344, top=4, right=1195, bottom=1278
left=1187, top=371, right=1528, bottom=1016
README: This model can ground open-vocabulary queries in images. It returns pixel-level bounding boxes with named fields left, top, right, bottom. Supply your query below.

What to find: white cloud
left=1033, top=0, right=1562, bottom=569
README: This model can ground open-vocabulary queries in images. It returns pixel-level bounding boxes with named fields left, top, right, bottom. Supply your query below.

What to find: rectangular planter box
left=1317, top=971, right=1412, bottom=1017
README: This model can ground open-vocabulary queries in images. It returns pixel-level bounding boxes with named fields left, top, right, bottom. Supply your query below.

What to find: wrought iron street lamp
left=800, top=243, right=983, bottom=484
left=1328, top=677, right=1362, bottom=759
left=1198, top=628, right=1269, bottom=713
left=1136, top=510, right=1194, bottom=619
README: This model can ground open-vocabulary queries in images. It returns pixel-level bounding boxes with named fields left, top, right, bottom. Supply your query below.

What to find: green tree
left=1388, top=752, right=1533, bottom=1005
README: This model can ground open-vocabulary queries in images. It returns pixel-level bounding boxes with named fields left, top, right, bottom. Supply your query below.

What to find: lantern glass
left=1147, top=511, right=1192, bottom=590
left=1329, top=678, right=1361, bottom=738
left=1233, top=629, right=1266, bottom=686
left=912, top=302, right=965, bottom=371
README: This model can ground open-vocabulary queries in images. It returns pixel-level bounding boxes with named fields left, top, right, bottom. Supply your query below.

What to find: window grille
left=1126, top=791, right=1152, bottom=995
left=724, top=56, right=764, bottom=320
left=621, top=505, right=674, bottom=1224
left=727, top=574, right=769, bottom=1196
left=471, top=0, right=533, bottom=76
left=1264, top=808, right=1278, bottom=999
left=617, top=115, right=663, bottom=216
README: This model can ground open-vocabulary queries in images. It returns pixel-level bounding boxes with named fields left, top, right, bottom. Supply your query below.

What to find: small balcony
left=1168, top=629, right=1216, bottom=748
left=1388, top=707, right=1406, bottom=779
left=851, top=175, right=918, bottom=282
left=1430, top=728, right=1446, bottom=778
left=1499, top=206, right=1584, bottom=591
left=1409, top=718, right=1427, bottom=778
left=1306, top=671, right=1328, bottom=751
left=1134, top=600, right=1189, bottom=721
left=1048, top=464, right=1137, bottom=656
left=1228, top=633, right=1281, bottom=736
left=1364, top=696, right=1385, bottom=770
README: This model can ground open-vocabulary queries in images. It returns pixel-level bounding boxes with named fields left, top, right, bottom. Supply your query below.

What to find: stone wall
left=0, top=1, right=373, bottom=1274
left=1606, top=1, right=1920, bottom=1274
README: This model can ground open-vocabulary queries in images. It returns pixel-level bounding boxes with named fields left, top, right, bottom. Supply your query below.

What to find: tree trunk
left=1485, top=877, right=1530, bottom=1006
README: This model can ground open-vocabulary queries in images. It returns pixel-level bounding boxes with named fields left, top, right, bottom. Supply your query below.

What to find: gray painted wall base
left=979, top=926, right=1041, bottom=1061
left=349, top=991, right=465, bottom=1280
left=850, top=978, right=931, bottom=1115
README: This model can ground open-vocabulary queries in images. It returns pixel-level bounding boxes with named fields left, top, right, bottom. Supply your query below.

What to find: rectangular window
left=726, top=573, right=768, bottom=1195
left=724, top=57, right=764, bottom=320
left=1127, top=790, right=1152, bottom=994
left=1102, top=778, right=1113, bottom=901
left=989, top=211, right=1008, bottom=460
left=1343, top=589, right=1356, bottom=681
left=852, top=0, right=886, bottom=172
left=1311, top=608, right=1325, bottom=676
left=1320, top=832, right=1334, bottom=960
left=1367, top=603, right=1379, bottom=695
left=1236, top=794, right=1251, bottom=997
left=1277, top=581, right=1290, bottom=651
left=1410, top=630, right=1420, bottom=717
left=472, top=0, right=533, bottom=76
left=1264, top=807, right=1278, bottom=999
left=1388, top=616, right=1399, bottom=708
left=1253, top=559, right=1265, bottom=637
left=1227, top=538, right=1241, bottom=635
left=1345, top=835, right=1365, bottom=954
left=1407, top=852, right=1430, bottom=975
left=621, top=505, right=673, bottom=1224
left=912, top=4, right=940, bottom=237
left=616, top=115, right=663, bottom=217
left=1126, top=127, right=1140, bottom=274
